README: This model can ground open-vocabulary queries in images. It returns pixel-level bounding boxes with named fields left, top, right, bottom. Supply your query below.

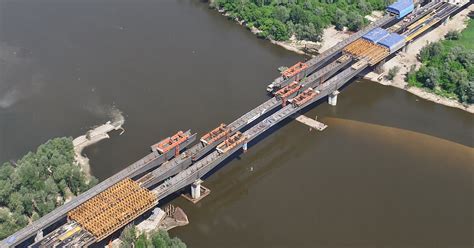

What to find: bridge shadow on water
left=94, top=78, right=360, bottom=246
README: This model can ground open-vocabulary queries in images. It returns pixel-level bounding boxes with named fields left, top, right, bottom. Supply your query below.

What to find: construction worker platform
left=343, top=39, right=389, bottom=65
left=68, top=179, right=157, bottom=241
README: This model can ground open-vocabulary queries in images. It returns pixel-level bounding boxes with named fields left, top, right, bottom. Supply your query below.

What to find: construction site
left=1, top=0, right=471, bottom=247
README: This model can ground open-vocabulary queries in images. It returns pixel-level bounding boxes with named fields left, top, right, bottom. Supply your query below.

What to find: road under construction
left=2, top=0, right=471, bottom=247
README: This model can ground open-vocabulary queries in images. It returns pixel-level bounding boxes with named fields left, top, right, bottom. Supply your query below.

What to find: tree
left=0, top=163, right=14, bottom=180
left=8, top=192, right=25, bottom=215
left=119, top=227, right=187, bottom=248
left=135, top=233, right=152, bottom=248
left=445, top=30, right=460, bottom=40
left=0, top=137, right=94, bottom=239
left=294, top=23, right=322, bottom=42
left=290, top=5, right=310, bottom=25
left=334, top=9, right=348, bottom=30
left=419, top=42, right=443, bottom=62
left=0, top=180, right=13, bottom=205
left=120, top=224, right=137, bottom=247
left=346, top=12, right=365, bottom=31
left=417, top=66, right=440, bottom=89
left=273, top=6, right=289, bottom=23
left=386, top=66, right=400, bottom=81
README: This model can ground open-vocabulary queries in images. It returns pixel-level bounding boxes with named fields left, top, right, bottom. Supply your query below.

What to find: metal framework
left=281, top=62, right=308, bottom=79
left=343, top=39, right=389, bottom=65
left=68, top=179, right=157, bottom=242
left=153, top=131, right=189, bottom=155
left=291, top=88, right=318, bottom=107
left=275, top=81, right=302, bottom=106
left=200, top=124, right=230, bottom=145
left=216, top=132, right=247, bottom=154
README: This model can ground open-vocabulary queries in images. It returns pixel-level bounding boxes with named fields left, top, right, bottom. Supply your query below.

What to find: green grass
left=443, top=19, right=474, bottom=50
left=405, top=17, right=474, bottom=104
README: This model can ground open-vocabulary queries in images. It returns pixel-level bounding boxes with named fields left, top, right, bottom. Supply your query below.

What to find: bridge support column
left=375, top=59, right=385, bottom=74
left=243, top=143, right=248, bottom=152
left=444, top=16, right=450, bottom=25
left=328, top=90, right=339, bottom=106
left=35, top=230, right=44, bottom=243
left=191, top=179, right=203, bottom=199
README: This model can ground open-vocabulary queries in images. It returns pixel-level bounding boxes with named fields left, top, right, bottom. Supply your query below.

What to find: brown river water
left=0, top=0, right=472, bottom=247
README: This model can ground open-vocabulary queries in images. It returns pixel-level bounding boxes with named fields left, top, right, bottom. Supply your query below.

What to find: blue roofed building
left=362, top=28, right=390, bottom=43
left=377, top=33, right=407, bottom=53
left=387, top=0, right=414, bottom=19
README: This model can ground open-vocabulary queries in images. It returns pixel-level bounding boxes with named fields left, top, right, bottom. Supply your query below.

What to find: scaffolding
left=68, top=179, right=157, bottom=242
left=200, top=124, right=230, bottom=145
left=281, top=62, right=308, bottom=79
left=291, top=88, right=318, bottom=107
left=343, top=39, right=389, bottom=65
left=275, top=81, right=302, bottom=106
left=216, top=132, right=247, bottom=154
left=152, top=131, right=189, bottom=155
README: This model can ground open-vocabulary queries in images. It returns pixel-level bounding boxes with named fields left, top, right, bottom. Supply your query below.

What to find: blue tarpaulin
left=387, top=0, right=414, bottom=19
left=363, top=28, right=390, bottom=43
left=377, top=33, right=406, bottom=53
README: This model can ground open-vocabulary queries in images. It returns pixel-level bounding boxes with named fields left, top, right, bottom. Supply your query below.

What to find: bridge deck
left=140, top=54, right=353, bottom=190
left=4, top=1, right=468, bottom=246
left=1, top=131, right=195, bottom=247
left=269, top=14, right=395, bottom=91
left=153, top=62, right=369, bottom=202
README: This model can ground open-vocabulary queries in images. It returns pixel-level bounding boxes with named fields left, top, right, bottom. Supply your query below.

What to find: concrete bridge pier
left=328, top=90, right=340, bottom=106
left=191, top=179, right=203, bottom=199
left=444, top=16, right=450, bottom=25
left=35, top=230, right=44, bottom=243
left=375, top=59, right=385, bottom=74
left=243, top=143, right=248, bottom=152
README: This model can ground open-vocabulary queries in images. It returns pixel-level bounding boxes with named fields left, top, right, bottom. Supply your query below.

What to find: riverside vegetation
left=0, top=137, right=97, bottom=239
left=407, top=18, right=474, bottom=104
left=210, top=0, right=393, bottom=42
left=119, top=225, right=186, bottom=248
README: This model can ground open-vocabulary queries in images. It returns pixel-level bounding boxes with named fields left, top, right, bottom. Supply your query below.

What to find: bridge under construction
left=2, top=0, right=470, bottom=247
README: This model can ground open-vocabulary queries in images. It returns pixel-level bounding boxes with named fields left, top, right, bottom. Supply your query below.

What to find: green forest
left=0, top=137, right=97, bottom=239
left=407, top=19, right=474, bottom=104
left=210, top=0, right=392, bottom=41
left=119, top=225, right=186, bottom=248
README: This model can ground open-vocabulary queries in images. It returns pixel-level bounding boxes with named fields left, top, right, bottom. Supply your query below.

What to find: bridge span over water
left=2, top=0, right=470, bottom=247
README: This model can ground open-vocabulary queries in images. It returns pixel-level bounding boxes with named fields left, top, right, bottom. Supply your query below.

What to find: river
left=0, top=0, right=472, bottom=247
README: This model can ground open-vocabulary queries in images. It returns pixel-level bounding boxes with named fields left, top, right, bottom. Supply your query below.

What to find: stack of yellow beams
left=68, top=178, right=157, bottom=241
left=343, top=39, right=389, bottom=65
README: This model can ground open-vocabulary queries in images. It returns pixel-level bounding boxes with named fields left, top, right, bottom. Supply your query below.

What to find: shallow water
left=0, top=0, right=472, bottom=247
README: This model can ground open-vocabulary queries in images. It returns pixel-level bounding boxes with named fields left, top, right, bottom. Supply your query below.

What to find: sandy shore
left=215, top=7, right=360, bottom=56
left=214, top=4, right=473, bottom=113
left=73, top=110, right=125, bottom=178
left=363, top=5, right=474, bottom=114
left=270, top=11, right=384, bottom=55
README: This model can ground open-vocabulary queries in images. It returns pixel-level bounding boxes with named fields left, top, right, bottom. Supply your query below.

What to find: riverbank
left=364, top=5, right=474, bottom=114
left=73, top=109, right=125, bottom=178
left=214, top=2, right=473, bottom=113
left=108, top=205, right=189, bottom=248
left=214, top=5, right=384, bottom=56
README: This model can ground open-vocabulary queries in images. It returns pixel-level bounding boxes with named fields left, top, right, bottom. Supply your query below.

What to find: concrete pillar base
left=328, top=90, right=340, bottom=106
left=243, top=143, right=248, bottom=152
left=374, top=59, right=385, bottom=74
left=191, top=179, right=202, bottom=199
left=444, top=16, right=450, bottom=25
left=35, top=230, right=44, bottom=243
left=182, top=179, right=211, bottom=204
